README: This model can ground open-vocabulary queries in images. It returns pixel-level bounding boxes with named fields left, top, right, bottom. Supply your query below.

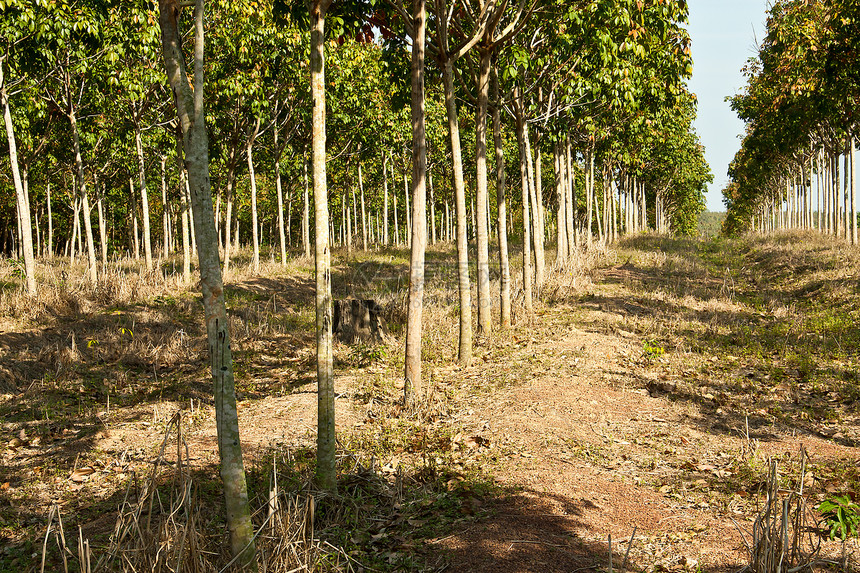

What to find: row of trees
left=724, top=0, right=859, bottom=239
left=2, top=0, right=711, bottom=568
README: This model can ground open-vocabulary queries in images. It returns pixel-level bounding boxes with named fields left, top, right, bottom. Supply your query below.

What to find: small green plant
left=818, top=495, right=860, bottom=541
left=643, top=338, right=665, bottom=359
left=347, top=343, right=388, bottom=367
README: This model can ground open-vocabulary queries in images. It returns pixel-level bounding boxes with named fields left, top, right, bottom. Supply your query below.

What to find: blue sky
left=687, top=0, right=769, bottom=211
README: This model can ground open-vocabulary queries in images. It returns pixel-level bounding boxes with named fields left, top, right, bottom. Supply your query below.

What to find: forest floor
left=0, top=231, right=859, bottom=572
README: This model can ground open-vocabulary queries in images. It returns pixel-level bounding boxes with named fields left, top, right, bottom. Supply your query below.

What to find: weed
left=818, top=495, right=860, bottom=541
left=642, top=338, right=665, bottom=360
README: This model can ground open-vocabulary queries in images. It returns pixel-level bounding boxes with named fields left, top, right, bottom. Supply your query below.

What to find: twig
left=506, top=540, right=564, bottom=550
left=608, top=533, right=613, bottom=573
left=620, top=527, right=636, bottom=573
left=731, top=516, right=753, bottom=558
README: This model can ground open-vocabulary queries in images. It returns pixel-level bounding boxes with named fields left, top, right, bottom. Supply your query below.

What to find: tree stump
left=333, top=299, right=391, bottom=344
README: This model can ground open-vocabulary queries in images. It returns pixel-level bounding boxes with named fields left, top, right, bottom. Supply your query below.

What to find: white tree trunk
left=1, top=69, right=36, bottom=293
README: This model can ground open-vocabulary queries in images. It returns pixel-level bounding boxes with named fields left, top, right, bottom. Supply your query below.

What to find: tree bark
left=514, top=88, right=533, bottom=319
left=70, top=186, right=79, bottom=264
left=474, top=46, right=492, bottom=335
left=404, top=0, right=427, bottom=405
left=383, top=151, right=389, bottom=245
left=247, top=118, right=261, bottom=273
left=309, top=0, right=336, bottom=492
left=177, top=144, right=191, bottom=283
left=359, top=164, right=367, bottom=250
left=275, top=128, right=287, bottom=265
left=404, top=172, right=411, bottom=248
left=393, top=178, right=399, bottom=245
left=491, top=65, right=510, bottom=329
left=161, top=156, right=171, bottom=257
left=47, top=182, right=53, bottom=258
left=852, top=139, right=857, bottom=245
left=70, top=110, right=97, bottom=283
left=157, top=1, right=257, bottom=568
left=524, top=126, right=543, bottom=290
left=134, top=128, right=154, bottom=272
left=81, top=188, right=97, bottom=284
left=554, top=142, right=566, bottom=263
left=1, top=68, right=36, bottom=294
left=222, top=148, right=238, bottom=277
left=301, top=156, right=310, bottom=258
left=565, top=138, right=576, bottom=248
left=429, top=172, right=436, bottom=244
left=442, top=59, right=472, bottom=364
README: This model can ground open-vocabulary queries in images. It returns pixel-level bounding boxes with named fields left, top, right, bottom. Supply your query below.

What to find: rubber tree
left=403, top=0, right=427, bottom=405
left=0, top=63, right=36, bottom=294
left=157, top=0, right=257, bottom=568
left=108, top=1, right=168, bottom=272
left=309, top=0, right=337, bottom=491
left=39, top=1, right=107, bottom=284
left=0, top=0, right=38, bottom=292
left=470, top=0, right=531, bottom=335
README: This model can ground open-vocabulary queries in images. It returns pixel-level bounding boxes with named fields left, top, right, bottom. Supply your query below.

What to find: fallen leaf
left=70, top=467, right=96, bottom=483
left=464, top=435, right=488, bottom=449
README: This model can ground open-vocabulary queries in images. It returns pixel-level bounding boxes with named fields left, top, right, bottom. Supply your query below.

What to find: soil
left=1, top=235, right=858, bottom=572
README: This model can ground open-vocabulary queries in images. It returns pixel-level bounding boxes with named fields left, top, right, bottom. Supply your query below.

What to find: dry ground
left=0, top=232, right=858, bottom=572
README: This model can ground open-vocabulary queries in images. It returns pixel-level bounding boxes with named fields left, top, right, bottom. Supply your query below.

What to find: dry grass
left=17, top=232, right=860, bottom=572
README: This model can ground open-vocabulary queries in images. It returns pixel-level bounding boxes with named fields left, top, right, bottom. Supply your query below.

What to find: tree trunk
left=514, top=88, right=533, bottom=319
left=554, top=142, right=566, bottom=263
left=852, top=139, right=857, bottom=245
left=404, top=172, right=411, bottom=248
left=302, top=156, right=310, bottom=258
left=351, top=187, right=358, bottom=248
left=404, top=0, right=427, bottom=405
left=346, top=193, right=353, bottom=253
left=586, top=148, right=594, bottom=244
left=359, top=164, right=367, bottom=250
left=442, top=59, right=472, bottom=364
left=157, top=1, right=257, bottom=568
left=565, top=138, right=576, bottom=248
left=393, top=181, right=399, bottom=245
left=535, top=146, right=545, bottom=262
left=70, top=187, right=79, bottom=264
left=81, top=188, right=97, bottom=283
left=429, top=173, right=436, bottom=245
left=524, top=126, right=543, bottom=290
left=129, top=178, right=140, bottom=259
left=247, top=119, right=261, bottom=273
left=383, top=151, right=389, bottom=245
left=178, top=146, right=191, bottom=283
left=1, top=71, right=36, bottom=293
left=474, top=46, right=492, bottom=336
left=491, top=66, right=510, bottom=329
left=286, top=181, right=293, bottom=248
left=223, top=149, right=237, bottom=277
left=844, top=146, right=850, bottom=240
left=275, top=128, right=287, bottom=266
left=309, top=0, right=336, bottom=492
left=69, top=109, right=97, bottom=283
left=33, top=202, right=41, bottom=259
left=47, top=182, right=53, bottom=257
left=161, top=156, right=170, bottom=257
left=133, top=127, right=154, bottom=272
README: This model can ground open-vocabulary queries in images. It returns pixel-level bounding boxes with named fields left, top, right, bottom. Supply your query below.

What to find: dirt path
left=427, top=238, right=859, bottom=571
